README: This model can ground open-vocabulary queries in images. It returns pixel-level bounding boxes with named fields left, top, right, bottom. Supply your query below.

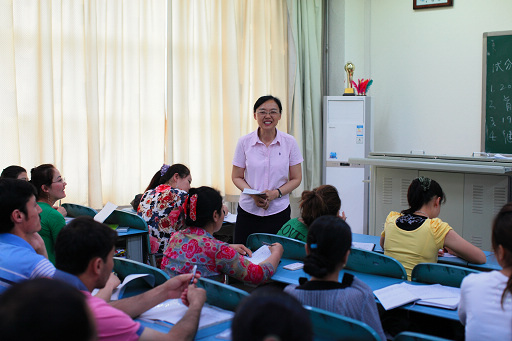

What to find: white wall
left=328, top=0, right=512, bottom=156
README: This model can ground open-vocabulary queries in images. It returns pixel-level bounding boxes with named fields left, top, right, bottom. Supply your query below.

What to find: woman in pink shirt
left=231, top=95, right=303, bottom=244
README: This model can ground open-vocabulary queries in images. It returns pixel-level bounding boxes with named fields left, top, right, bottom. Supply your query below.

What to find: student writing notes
left=380, top=177, right=485, bottom=279
left=161, top=186, right=283, bottom=285
left=55, top=217, right=206, bottom=341
left=458, top=203, right=512, bottom=341
left=284, top=216, right=386, bottom=341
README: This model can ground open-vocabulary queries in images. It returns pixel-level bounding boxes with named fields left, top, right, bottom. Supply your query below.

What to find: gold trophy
left=343, top=62, right=355, bottom=96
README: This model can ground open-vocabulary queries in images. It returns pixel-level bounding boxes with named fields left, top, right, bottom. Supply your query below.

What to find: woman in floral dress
left=161, top=186, right=283, bottom=285
left=138, top=163, right=191, bottom=254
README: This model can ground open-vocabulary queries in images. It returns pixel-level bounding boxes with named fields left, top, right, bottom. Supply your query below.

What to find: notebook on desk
left=139, top=299, right=233, bottom=329
left=373, top=282, right=460, bottom=311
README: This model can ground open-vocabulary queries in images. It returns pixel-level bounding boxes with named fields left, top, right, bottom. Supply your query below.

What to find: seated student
left=380, top=177, right=485, bottom=278
left=458, top=202, right=512, bottom=341
left=54, top=216, right=206, bottom=341
left=284, top=215, right=386, bottom=341
left=277, top=184, right=344, bottom=242
left=30, top=164, right=68, bottom=264
left=0, top=278, right=96, bottom=341
left=231, top=287, right=313, bottom=341
left=137, top=163, right=192, bottom=254
left=162, top=186, right=284, bottom=285
left=0, top=179, right=55, bottom=293
left=1, top=165, right=28, bottom=181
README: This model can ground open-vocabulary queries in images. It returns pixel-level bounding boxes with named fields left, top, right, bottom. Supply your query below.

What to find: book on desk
left=373, top=282, right=460, bottom=311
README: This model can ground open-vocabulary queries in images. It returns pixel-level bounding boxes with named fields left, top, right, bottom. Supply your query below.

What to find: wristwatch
left=277, top=188, right=283, bottom=198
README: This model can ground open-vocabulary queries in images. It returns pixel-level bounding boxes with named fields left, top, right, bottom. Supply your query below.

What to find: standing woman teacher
left=232, top=95, right=303, bottom=244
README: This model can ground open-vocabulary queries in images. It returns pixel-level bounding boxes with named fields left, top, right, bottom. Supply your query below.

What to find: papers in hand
left=242, top=188, right=265, bottom=196
left=373, top=282, right=460, bottom=311
left=244, top=245, right=271, bottom=264
left=352, top=242, right=375, bottom=251
left=94, top=202, right=118, bottom=223
left=223, top=212, right=237, bottom=224
left=139, top=299, right=234, bottom=329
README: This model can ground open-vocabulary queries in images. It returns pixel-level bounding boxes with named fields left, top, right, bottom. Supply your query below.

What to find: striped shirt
left=0, top=233, right=55, bottom=293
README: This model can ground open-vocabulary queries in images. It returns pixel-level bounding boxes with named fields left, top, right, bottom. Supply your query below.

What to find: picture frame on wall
left=413, top=0, right=453, bottom=10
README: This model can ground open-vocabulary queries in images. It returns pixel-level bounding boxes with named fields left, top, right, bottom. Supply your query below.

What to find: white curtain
left=1, top=0, right=294, bottom=206
left=168, top=0, right=289, bottom=196
left=0, top=0, right=167, bottom=208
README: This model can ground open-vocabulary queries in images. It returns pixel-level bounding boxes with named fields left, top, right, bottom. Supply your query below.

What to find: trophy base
left=343, top=88, right=355, bottom=96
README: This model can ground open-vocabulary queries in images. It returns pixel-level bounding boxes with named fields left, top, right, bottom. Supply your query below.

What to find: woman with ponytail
left=277, top=185, right=344, bottom=242
left=284, top=216, right=386, bottom=341
left=458, top=203, right=512, bottom=340
left=161, top=186, right=284, bottom=285
left=137, top=163, right=192, bottom=254
left=381, top=177, right=485, bottom=278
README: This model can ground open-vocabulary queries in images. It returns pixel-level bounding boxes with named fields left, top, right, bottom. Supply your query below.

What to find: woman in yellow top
left=380, top=177, right=486, bottom=279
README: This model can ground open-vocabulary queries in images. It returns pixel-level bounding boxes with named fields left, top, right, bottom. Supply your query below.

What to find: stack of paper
left=373, top=282, right=460, bottom=310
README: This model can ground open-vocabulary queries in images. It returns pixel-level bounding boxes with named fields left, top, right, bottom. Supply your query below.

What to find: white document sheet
left=242, top=188, right=265, bottom=195
left=94, top=202, right=118, bottom=223
left=352, top=242, right=375, bottom=251
left=373, top=282, right=460, bottom=311
left=244, top=245, right=271, bottom=264
left=111, top=274, right=155, bottom=300
left=139, top=299, right=233, bottom=329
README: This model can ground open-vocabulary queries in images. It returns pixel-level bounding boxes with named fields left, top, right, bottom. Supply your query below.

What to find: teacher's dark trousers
left=233, top=205, right=291, bottom=244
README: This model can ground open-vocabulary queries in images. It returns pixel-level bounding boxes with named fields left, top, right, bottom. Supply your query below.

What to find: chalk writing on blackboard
left=483, top=32, right=512, bottom=154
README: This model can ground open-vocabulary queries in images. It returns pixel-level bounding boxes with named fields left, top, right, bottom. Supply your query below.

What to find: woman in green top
left=30, top=164, right=67, bottom=264
left=277, top=185, right=345, bottom=242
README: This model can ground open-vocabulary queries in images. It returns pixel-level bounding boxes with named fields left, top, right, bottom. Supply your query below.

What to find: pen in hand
left=189, top=265, right=197, bottom=285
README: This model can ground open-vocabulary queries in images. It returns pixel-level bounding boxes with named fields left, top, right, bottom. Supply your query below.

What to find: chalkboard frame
left=482, top=30, right=512, bottom=155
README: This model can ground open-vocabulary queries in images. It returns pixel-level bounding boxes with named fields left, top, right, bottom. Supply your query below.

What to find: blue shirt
left=0, top=233, right=56, bottom=293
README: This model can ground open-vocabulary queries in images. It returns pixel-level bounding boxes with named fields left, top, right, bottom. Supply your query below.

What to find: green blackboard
left=483, top=31, right=512, bottom=154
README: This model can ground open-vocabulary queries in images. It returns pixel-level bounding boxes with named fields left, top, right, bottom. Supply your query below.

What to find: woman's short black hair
left=253, top=95, right=282, bottom=113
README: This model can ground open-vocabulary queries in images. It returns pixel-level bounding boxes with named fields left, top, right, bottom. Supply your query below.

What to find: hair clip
left=187, top=194, right=198, bottom=221
left=309, top=244, right=318, bottom=249
left=160, top=164, right=170, bottom=177
left=418, top=176, right=431, bottom=192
